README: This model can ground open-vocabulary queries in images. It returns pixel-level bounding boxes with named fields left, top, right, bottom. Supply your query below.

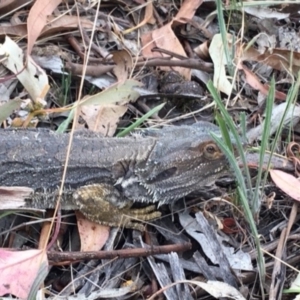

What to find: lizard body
left=0, top=122, right=230, bottom=230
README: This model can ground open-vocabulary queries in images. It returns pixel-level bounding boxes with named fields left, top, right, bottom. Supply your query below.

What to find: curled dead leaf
left=270, top=169, right=300, bottom=201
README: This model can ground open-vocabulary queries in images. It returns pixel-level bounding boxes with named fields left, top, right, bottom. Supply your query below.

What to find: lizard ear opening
left=147, top=167, right=177, bottom=183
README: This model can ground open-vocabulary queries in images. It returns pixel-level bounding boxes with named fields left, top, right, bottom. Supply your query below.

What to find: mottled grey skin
left=0, top=122, right=228, bottom=207
left=0, top=122, right=228, bottom=230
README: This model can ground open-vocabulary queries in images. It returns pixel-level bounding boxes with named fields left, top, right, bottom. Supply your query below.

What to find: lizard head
left=135, top=122, right=234, bottom=204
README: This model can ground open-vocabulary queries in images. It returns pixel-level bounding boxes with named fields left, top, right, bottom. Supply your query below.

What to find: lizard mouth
left=146, top=167, right=177, bottom=183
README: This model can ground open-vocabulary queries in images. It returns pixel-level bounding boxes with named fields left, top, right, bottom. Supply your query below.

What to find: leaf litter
left=1, top=1, right=300, bottom=299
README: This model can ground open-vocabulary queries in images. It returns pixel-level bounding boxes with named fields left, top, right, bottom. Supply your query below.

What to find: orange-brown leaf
left=27, top=0, right=62, bottom=56
left=270, top=169, right=300, bottom=201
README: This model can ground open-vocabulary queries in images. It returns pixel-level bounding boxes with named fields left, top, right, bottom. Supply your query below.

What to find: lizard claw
left=73, top=184, right=161, bottom=231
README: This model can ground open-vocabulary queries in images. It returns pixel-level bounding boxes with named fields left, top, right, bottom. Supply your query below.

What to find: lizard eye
left=205, top=143, right=217, bottom=153
left=203, top=143, right=220, bottom=158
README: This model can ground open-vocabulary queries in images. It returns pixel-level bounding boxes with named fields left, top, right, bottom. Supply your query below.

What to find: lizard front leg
left=72, top=184, right=161, bottom=231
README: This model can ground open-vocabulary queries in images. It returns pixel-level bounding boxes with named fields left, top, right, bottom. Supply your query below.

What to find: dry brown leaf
left=140, top=30, right=153, bottom=57
left=238, top=63, right=286, bottom=100
left=76, top=211, right=110, bottom=252
left=141, top=0, right=203, bottom=80
left=2, top=14, right=94, bottom=39
left=112, top=49, right=133, bottom=83
left=0, top=186, right=33, bottom=209
left=77, top=104, right=127, bottom=136
left=174, top=0, right=203, bottom=25
left=239, top=43, right=300, bottom=75
left=123, top=1, right=154, bottom=34
left=73, top=80, right=140, bottom=135
left=41, top=15, right=94, bottom=37
left=142, top=22, right=190, bottom=79
left=0, top=0, right=29, bottom=15
left=255, top=48, right=300, bottom=75
left=193, top=40, right=209, bottom=60
left=0, top=24, right=27, bottom=37
left=270, top=169, right=300, bottom=201
left=27, top=0, right=62, bottom=56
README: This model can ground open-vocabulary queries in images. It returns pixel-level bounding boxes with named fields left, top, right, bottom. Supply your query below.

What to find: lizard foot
left=73, top=184, right=161, bottom=231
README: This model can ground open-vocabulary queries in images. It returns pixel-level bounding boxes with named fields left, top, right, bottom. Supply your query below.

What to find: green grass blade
left=56, top=108, right=75, bottom=133
left=252, top=78, right=274, bottom=212
left=238, top=186, right=265, bottom=299
left=207, top=81, right=252, bottom=194
left=117, top=103, right=165, bottom=137
left=208, top=79, right=265, bottom=297
left=215, top=0, right=234, bottom=75
left=215, top=112, right=234, bottom=153
left=211, top=133, right=247, bottom=194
